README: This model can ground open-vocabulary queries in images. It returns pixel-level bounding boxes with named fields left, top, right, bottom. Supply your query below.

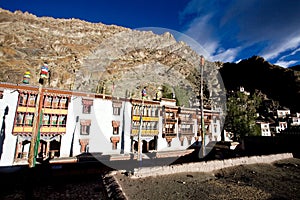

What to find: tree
left=224, top=90, right=262, bottom=140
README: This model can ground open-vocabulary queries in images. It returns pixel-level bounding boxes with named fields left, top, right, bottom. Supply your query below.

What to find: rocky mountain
left=0, top=8, right=128, bottom=89
left=0, top=8, right=224, bottom=106
left=290, top=65, right=300, bottom=71
left=220, top=56, right=300, bottom=112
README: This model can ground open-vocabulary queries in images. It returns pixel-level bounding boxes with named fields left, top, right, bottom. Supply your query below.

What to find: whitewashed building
left=0, top=83, right=222, bottom=166
left=258, top=122, right=272, bottom=136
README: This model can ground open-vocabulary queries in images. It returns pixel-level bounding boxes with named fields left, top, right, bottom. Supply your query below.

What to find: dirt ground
left=0, top=174, right=108, bottom=200
left=116, top=158, right=300, bottom=200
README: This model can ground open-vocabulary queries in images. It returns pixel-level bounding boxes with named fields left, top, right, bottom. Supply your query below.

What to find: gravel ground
left=116, top=158, right=300, bottom=200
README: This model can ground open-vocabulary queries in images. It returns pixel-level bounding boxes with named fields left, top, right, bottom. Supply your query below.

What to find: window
left=110, top=136, right=120, bottom=150
left=112, top=121, right=120, bottom=135
left=51, top=115, right=58, bottom=126
left=112, top=143, right=117, bottom=150
left=60, top=97, right=68, bottom=109
left=24, top=113, right=34, bottom=126
left=112, top=101, right=122, bottom=115
left=113, top=127, right=119, bottom=135
left=43, top=114, right=50, bottom=126
left=165, top=124, right=174, bottom=134
left=213, top=116, right=217, bottom=123
left=133, top=106, right=139, bottom=115
left=19, top=93, right=28, bottom=106
left=132, top=121, right=140, bottom=130
left=58, top=115, right=66, bottom=126
left=83, top=104, right=91, bottom=114
left=181, top=124, right=192, bottom=133
left=151, top=108, right=156, bottom=117
left=41, top=114, right=66, bottom=127
left=113, top=107, right=121, bottom=115
left=145, top=122, right=151, bottom=130
left=28, top=94, right=36, bottom=107
left=52, top=97, right=60, bottom=108
left=44, top=96, right=53, bottom=108
left=79, top=139, right=89, bottom=153
left=16, top=113, right=24, bottom=126
left=80, top=119, right=91, bottom=135
left=151, top=121, right=158, bottom=130
left=82, top=99, right=93, bottom=114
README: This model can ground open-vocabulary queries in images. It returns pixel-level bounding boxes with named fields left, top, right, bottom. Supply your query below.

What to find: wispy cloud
left=261, top=35, right=300, bottom=61
left=274, top=60, right=298, bottom=68
left=180, top=0, right=300, bottom=67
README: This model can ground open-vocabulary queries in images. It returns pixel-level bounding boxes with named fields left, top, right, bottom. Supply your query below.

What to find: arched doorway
left=50, top=140, right=60, bottom=158
left=142, top=140, right=148, bottom=153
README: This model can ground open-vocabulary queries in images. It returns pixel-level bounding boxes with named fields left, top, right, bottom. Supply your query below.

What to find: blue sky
left=1, top=0, right=300, bottom=67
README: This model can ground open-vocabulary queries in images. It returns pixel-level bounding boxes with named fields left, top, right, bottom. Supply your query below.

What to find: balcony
left=132, top=116, right=159, bottom=121
left=162, top=133, right=177, bottom=138
left=131, top=129, right=159, bottom=136
left=166, top=118, right=177, bottom=123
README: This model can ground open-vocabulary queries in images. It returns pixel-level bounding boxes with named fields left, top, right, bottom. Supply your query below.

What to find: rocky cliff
left=0, top=8, right=224, bottom=105
left=0, top=8, right=128, bottom=89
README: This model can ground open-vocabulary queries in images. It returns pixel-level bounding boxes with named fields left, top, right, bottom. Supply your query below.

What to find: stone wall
left=132, top=153, right=293, bottom=179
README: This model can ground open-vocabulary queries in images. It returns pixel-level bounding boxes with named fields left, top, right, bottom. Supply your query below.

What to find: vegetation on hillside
left=224, top=90, right=263, bottom=140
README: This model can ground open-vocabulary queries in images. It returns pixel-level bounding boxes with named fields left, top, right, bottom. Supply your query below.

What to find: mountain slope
left=0, top=8, right=128, bottom=88
left=219, top=56, right=300, bottom=112
left=0, top=8, right=224, bottom=103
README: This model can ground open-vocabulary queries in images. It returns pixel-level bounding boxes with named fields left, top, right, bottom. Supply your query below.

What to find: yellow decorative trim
left=17, top=107, right=27, bottom=112
left=131, top=129, right=159, bottom=136
left=27, top=107, right=36, bottom=112
left=24, top=127, right=33, bottom=132
left=13, top=127, right=23, bottom=132
left=17, top=106, right=35, bottom=113
left=43, top=108, right=68, bottom=115
left=132, top=116, right=140, bottom=121
left=13, top=126, right=33, bottom=132
left=132, top=116, right=159, bottom=121
left=40, top=126, right=66, bottom=133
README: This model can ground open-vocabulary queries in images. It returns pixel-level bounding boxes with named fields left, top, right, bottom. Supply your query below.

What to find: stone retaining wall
left=132, top=153, right=293, bottom=179
left=102, top=171, right=128, bottom=200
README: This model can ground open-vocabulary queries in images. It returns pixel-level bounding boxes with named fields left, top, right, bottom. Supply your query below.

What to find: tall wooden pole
left=137, top=97, right=144, bottom=162
left=28, top=64, right=48, bottom=168
left=28, top=82, right=43, bottom=168
left=200, top=56, right=206, bottom=157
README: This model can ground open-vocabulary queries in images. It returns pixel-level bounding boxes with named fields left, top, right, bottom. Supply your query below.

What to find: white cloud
left=183, top=15, right=240, bottom=62
left=211, top=48, right=239, bottom=63
left=261, top=35, right=300, bottom=61
left=275, top=47, right=300, bottom=62
left=180, top=0, right=300, bottom=65
left=274, top=60, right=298, bottom=68
left=184, top=15, right=219, bottom=59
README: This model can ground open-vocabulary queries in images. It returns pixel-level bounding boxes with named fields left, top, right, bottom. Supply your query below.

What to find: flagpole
left=28, top=64, right=48, bottom=168
left=137, top=97, right=144, bottom=162
left=200, top=56, right=206, bottom=158
left=138, top=87, right=146, bottom=162
left=28, top=83, right=44, bottom=168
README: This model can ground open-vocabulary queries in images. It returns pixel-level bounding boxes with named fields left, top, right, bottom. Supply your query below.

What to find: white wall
left=0, top=89, right=18, bottom=166
left=60, top=96, right=80, bottom=157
